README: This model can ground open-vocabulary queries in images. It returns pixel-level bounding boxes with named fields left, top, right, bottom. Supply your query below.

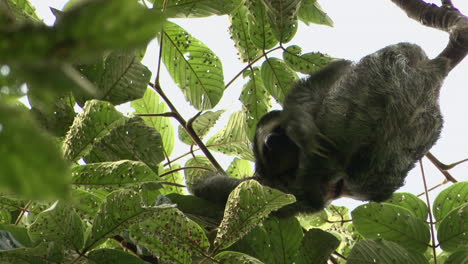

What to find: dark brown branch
left=149, top=82, right=223, bottom=172
left=425, top=152, right=458, bottom=182
left=135, top=112, right=177, bottom=118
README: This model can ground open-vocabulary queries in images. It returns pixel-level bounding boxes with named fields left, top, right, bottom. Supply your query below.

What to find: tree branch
left=390, top=0, right=468, bottom=69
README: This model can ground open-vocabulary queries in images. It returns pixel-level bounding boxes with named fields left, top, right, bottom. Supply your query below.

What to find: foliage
left=0, top=0, right=466, bottom=263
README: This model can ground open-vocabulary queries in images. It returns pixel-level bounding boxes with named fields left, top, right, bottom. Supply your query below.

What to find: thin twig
left=417, top=179, right=450, bottom=197
left=419, top=160, right=438, bottom=263
left=425, top=152, right=458, bottom=182
left=159, top=166, right=213, bottom=178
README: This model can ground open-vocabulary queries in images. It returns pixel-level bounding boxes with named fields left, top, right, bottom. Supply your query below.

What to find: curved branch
left=390, top=0, right=468, bottom=70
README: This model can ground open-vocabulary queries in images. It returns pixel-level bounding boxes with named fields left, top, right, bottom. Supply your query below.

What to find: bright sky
left=29, top=0, right=468, bottom=209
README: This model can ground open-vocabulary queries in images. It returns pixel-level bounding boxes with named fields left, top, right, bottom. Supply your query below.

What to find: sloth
left=192, top=3, right=468, bottom=216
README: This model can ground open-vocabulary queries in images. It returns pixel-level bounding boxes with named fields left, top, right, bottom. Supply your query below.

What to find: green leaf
left=132, top=88, right=175, bottom=156
left=246, top=0, right=278, bottom=50
left=85, top=116, right=165, bottom=172
left=385, top=192, right=428, bottom=221
left=261, top=0, right=300, bottom=43
left=240, top=67, right=271, bottom=140
left=0, top=102, right=69, bottom=199
left=261, top=57, right=299, bottom=104
left=30, top=93, right=76, bottom=137
left=77, top=50, right=151, bottom=105
left=351, top=202, right=430, bottom=253
left=437, top=203, right=468, bottom=252
left=207, top=111, right=255, bottom=161
left=1, top=0, right=165, bottom=63
left=231, top=217, right=303, bottom=264
left=214, top=180, right=296, bottom=249
left=55, top=0, right=164, bottom=57
left=294, top=228, right=340, bottom=264
left=28, top=201, right=84, bottom=250
left=130, top=208, right=209, bottom=263
left=178, top=110, right=224, bottom=145
left=214, top=251, right=264, bottom=263
left=0, top=224, right=32, bottom=248
left=4, top=0, right=40, bottom=22
left=153, top=0, right=243, bottom=18
left=348, top=239, right=427, bottom=264
left=87, top=248, right=148, bottom=264
left=72, top=160, right=159, bottom=189
left=433, top=182, right=468, bottom=222
left=63, top=100, right=126, bottom=162
left=0, top=243, right=64, bottom=264
left=296, top=210, right=328, bottom=229
left=227, top=158, right=253, bottom=179
left=298, top=0, right=334, bottom=27
left=70, top=189, right=104, bottom=223
left=166, top=193, right=225, bottom=223
left=283, top=45, right=336, bottom=74
left=159, top=163, right=186, bottom=195
left=160, top=21, right=225, bottom=110
left=229, top=5, right=262, bottom=62
left=446, top=249, right=468, bottom=264
left=84, top=190, right=163, bottom=250
left=184, top=156, right=216, bottom=192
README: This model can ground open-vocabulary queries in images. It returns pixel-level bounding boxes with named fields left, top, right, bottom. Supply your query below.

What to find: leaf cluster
left=0, top=0, right=466, bottom=263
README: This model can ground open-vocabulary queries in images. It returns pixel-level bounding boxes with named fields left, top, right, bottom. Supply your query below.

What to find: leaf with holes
left=294, top=228, right=340, bottom=264
left=160, top=21, right=225, bottom=110
left=298, top=0, right=334, bottom=27
left=28, top=201, right=84, bottom=250
left=0, top=242, right=63, bottom=264
left=385, top=192, right=428, bottom=221
left=153, top=0, right=243, bottom=18
left=240, top=67, right=271, bottom=140
left=130, top=208, right=209, bottom=263
left=206, top=111, right=254, bottom=161
left=70, top=189, right=104, bottom=223
left=261, top=0, right=300, bottom=43
left=63, top=100, right=126, bottom=162
left=348, top=239, right=427, bottom=264
left=178, top=110, right=224, bottom=145
left=227, top=158, right=253, bottom=179
left=84, top=190, right=168, bottom=251
left=261, top=57, right=299, bottom=104
left=433, top=181, right=468, bottom=222
left=231, top=216, right=303, bottom=264
left=214, top=180, right=296, bottom=250
left=159, top=163, right=186, bottom=195
left=87, top=248, right=148, bottom=264
left=132, top=88, right=175, bottom=156
left=438, top=203, right=468, bottom=252
left=214, top=251, right=264, bottom=263
left=229, top=5, right=262, bottom=62
left=77, top=50, right=151, bottom=105
left=351, top=202, right=430, bottom=253
left=72, top=160, right=159, bottom=190
left=184, top=156, right=216, bottom=193
left=246, top=0, right=278, bottom=50
left=283, top=45, right=336, bottom=74
left=84, top=116, right=165, bottom=172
